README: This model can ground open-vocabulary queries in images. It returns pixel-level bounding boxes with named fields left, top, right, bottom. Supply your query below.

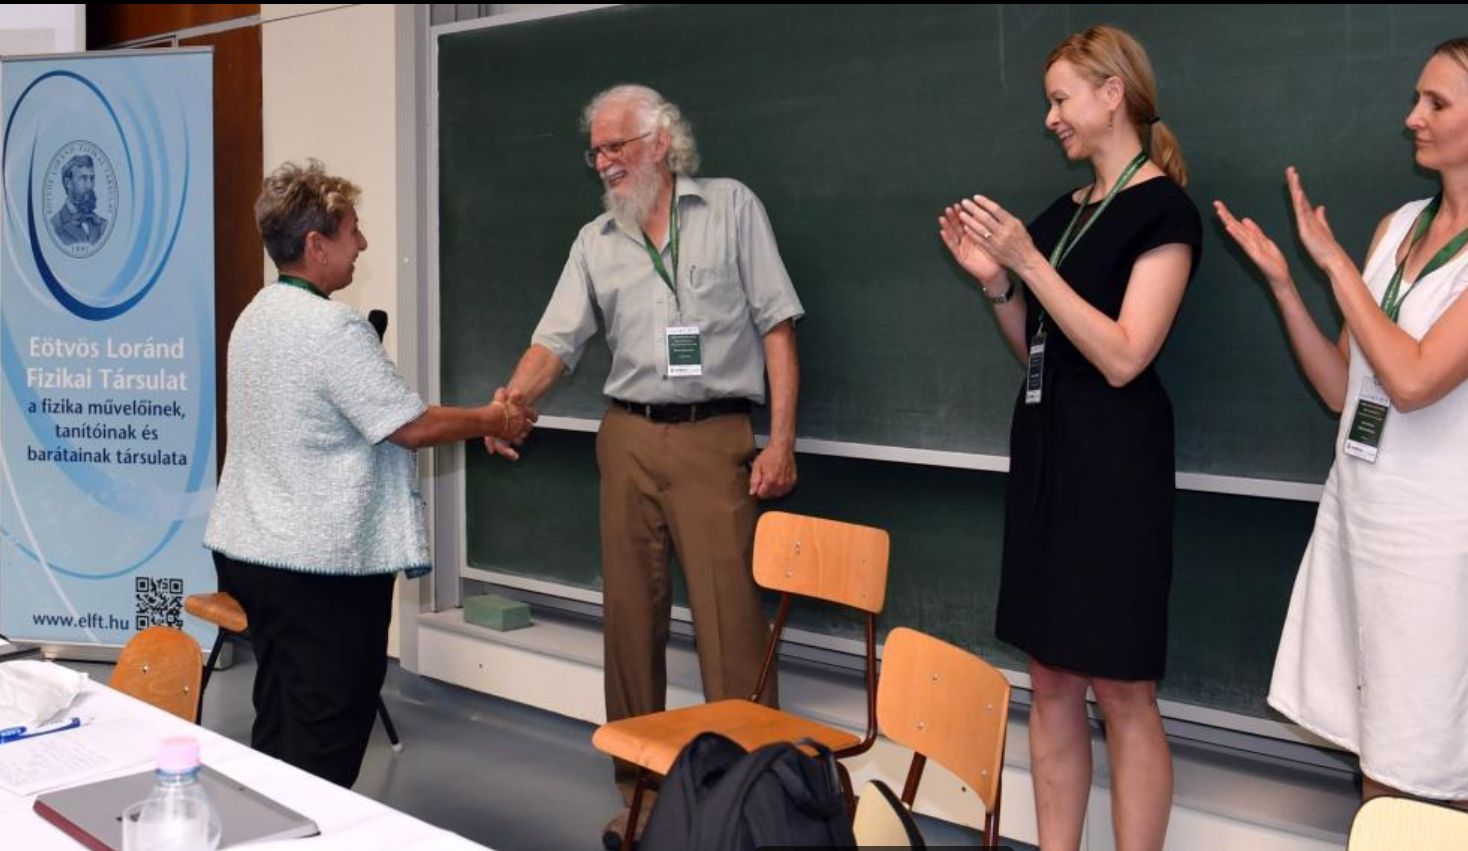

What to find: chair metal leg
left=621, top=771, right=648, bottom=851
left=377, top=695, right=401, bottom=752
left=983, top=810, right=999, bottom=848
left=982, top=785, right=1002, bottom=849
left=197, top=631, right=227, bottom=723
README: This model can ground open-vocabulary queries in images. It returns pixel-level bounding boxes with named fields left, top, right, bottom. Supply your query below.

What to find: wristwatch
left=984, top=278, right=1016, bottom=304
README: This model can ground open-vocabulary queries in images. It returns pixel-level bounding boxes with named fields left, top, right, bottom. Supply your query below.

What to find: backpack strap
left=793, top=737, right=842, bottom=794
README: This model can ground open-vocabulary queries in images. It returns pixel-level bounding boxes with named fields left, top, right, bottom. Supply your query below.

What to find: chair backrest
left=110, top=626, right=203, bottom=723
left=877, top=627, right=1010, bottom=816
left=1348, top=796, right=1468, bottom=851
left=853, top=779, right=925, bottom=848
left=752, top=511, right=889, bottom=614
left=746, top=512, right=891, bottom=750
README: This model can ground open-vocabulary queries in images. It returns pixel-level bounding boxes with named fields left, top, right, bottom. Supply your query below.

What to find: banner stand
left=0, top=49, right=217, bottom=655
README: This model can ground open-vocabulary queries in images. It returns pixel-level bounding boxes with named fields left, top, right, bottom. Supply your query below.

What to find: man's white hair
left=582, top=84, right=700, bottom=176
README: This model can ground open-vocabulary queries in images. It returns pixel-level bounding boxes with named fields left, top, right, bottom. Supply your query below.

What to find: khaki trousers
left=596, top=405, right=777, bottom=794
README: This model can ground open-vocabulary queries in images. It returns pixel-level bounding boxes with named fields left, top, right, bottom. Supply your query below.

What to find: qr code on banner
left=134, top=576, right=184, bottom=629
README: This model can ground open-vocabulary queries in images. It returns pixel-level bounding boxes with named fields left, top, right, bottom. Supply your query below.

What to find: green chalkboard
left=440, top=3, right=1454, bottom=482
left=438, top=5, right=1458, bottom=719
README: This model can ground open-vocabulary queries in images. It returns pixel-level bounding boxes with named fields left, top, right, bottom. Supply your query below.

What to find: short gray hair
left=255, top=159, right=360, bottom=267
left=581, top=84, right=700, bottom=176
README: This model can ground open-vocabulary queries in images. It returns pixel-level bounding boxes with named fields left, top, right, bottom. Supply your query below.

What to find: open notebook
left=34, top=764, right=319, bottom=850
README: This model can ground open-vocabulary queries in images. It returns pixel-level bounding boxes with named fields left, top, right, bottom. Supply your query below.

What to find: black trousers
left=215, top=553, right=394, bottom=788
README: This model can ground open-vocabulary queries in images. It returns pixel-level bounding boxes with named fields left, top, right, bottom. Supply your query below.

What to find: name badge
left=1343, top=376, right=1390, bottom=463
left=1025, top=328, right=1046, bottom=405
left=666, top=325, right=702, bottom=377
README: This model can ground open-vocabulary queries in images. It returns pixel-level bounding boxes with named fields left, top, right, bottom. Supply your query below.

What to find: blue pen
left=0, top=716, right=83, bottom=744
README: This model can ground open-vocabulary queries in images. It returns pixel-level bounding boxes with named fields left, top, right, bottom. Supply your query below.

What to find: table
left=0, top=678, right=490, bottom=849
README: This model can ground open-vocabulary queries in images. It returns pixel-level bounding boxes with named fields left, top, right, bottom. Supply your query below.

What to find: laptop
left=34, top=764, right=319, bottom=850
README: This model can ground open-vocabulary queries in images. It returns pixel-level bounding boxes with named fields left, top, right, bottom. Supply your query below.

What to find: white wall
left=262, top=4, right=350, bottom=19
left=0, top=5, right=84, bottom=54
left=260, top=3, right=407, bottom=358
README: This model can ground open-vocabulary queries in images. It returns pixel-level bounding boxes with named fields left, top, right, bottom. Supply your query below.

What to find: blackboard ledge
left=532, top=415, right=1327, bottom=502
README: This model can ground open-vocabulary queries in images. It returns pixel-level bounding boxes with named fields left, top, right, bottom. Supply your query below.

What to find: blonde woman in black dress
left=939, top=26, right=1201, bottom=851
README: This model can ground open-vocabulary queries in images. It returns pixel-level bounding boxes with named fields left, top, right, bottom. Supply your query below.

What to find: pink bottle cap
left=156, top=736, right=201, bottom=773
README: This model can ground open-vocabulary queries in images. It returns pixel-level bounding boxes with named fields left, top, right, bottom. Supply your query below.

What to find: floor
left=69, top=648, right=1026, bottom=849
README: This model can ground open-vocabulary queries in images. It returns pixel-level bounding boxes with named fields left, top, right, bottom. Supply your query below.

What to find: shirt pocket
left=684, top=263, right=747, bottom=328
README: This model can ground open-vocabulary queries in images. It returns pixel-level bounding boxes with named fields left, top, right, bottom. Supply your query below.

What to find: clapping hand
left=1285, top=166, right=1356, bottom=278
left=939, top=204, right=1004, bottom=286
left=956, top=195, right=1039, bottom=272
left=1213, top=199, right=1292, bottom=295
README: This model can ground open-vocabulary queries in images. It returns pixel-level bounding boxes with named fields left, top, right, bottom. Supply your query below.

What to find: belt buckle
left=641, top=403, right=654, bottom=420
left=688, top=403, right=700, bottom=423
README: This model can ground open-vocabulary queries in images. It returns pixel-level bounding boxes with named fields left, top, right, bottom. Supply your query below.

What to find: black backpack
left=640, top=732, right=857, bottom=851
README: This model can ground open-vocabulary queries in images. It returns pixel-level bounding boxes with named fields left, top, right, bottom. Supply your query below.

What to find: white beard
left=602, top=159, right=664, bottom=233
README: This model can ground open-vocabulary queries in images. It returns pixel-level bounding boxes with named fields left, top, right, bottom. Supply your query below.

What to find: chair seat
left=592, top=699, right=861, bottom=776
left=184, top=592, right=248, bottom=633
left=1349, top=796, right=1468, bottom=851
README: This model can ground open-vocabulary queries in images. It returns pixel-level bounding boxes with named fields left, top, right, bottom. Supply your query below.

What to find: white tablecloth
left=0, top=677, right=489, bottom=850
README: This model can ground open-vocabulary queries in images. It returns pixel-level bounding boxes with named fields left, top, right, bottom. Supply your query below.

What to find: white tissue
left=0, top=660, right=87, bottom=729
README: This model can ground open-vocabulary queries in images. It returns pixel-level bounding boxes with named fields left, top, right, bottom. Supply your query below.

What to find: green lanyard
left=1034, top=150, right=1149, bottom=335
left=1049, top=150, right=1150, bottom=270
left=641, top=185, right=680, bottom=302
left=278, top=274, right=327, bottom=299
left=1380, top=195, right=1468, bottom=323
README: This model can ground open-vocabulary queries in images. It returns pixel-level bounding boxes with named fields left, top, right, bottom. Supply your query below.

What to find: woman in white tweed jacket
left=205, top=160, right=534, bottom=787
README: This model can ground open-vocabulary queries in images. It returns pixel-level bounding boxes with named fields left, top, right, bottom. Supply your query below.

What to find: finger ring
left=982, top=231, right=993, bottom=240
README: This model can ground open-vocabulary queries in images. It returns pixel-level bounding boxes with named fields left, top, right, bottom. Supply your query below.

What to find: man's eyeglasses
left=583, top=132, right=652, bottom=168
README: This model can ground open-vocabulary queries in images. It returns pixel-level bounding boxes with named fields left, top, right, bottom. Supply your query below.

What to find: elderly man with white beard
left=489, top=83, right=804, bottom=847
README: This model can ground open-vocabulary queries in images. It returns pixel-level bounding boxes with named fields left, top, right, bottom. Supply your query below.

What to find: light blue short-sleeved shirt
left=531, top=176, right=803, bottom=404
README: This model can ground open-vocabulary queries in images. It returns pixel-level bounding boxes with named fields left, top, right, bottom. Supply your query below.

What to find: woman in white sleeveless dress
left=1215, top=36, right=1468, bottom=802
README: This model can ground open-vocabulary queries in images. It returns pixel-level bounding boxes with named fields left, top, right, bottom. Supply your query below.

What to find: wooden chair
left=877, top=627, right=1010, bottom=848
left=853, top=778, right=925, bottom=847
left=185, top=592, right=248, bottom=690
left=1347, top=796, right=1468, bottom=851
left=110, top=626, right=204, bottom=723
left=592, top=511, right=890, bottom=850
left=184, top=591, right=401, bottom=750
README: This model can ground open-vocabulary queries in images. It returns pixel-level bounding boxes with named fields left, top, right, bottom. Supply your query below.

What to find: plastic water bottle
left=121, top=736, right=222, bottom=851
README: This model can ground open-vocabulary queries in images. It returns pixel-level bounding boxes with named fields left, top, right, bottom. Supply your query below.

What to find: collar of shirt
left=600, top=174, right=707, bottom=242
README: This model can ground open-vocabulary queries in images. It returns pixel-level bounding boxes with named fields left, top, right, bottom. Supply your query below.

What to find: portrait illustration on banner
left=42, top=140, right=117, bottom=257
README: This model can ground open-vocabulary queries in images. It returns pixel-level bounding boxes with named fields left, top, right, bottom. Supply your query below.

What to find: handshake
left=485, top=387, right=536, bottom=459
